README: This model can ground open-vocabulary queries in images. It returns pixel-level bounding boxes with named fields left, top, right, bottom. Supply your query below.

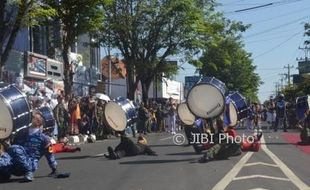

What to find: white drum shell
left=104, top=101, right=127, bottom=131
left=228, top=102, right=238, bottom=127
left=187, top=84, right=225, bottom=118
left=177, top=103, right=196, bottom=125
left=0, top=99, right=13, bottom=139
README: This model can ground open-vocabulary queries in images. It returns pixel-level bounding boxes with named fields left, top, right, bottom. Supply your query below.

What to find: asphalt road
left=1, top=129, right=310, bottom=190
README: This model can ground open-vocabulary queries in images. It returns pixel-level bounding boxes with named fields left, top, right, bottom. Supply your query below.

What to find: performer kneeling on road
left=299, top=110, right=310, bottom=144
left=104, top=135, right=157, bottom=160
left=0, top=112, right=68, bottom=182
left=197, top=115, right=263, bottom=163
left=0, top=113, right=57, bottom=181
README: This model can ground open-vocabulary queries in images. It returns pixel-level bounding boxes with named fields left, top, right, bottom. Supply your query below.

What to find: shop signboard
left=25, top=52, right=47, bottom=79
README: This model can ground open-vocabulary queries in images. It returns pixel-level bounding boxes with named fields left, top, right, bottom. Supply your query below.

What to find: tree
left=191, top=18, right=261, bottom=101
left=100, top=0, right=219, bottom=104
left=304, top=22, right=310, bottom=45
left=0, top=0, right=55, bottom=80
left=282, top=76, right=310, bottom=102
left=46, top=0, right=107, bottom=95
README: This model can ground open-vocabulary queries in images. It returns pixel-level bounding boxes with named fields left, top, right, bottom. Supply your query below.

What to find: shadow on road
left=56, top=155, right=91, bottom=160
left=119, top=158, right=196, bottom=165
left=149, top=144, right=181, bottom=147
left=166, top=152, right=198, bottom=156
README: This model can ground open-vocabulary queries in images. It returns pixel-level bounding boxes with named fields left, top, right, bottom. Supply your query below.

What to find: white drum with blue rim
left=177, top=102, right=196, bottom=125
left=0, top=82, right=32, bottom=140
left=187, top=77, right=226, bottom=119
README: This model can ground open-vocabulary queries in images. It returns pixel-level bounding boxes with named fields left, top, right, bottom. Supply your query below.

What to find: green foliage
left=100, top=0, right=223, bottom=101
left=45, top=0, right=108, bottom=94
left=304, top=22, right=310, bottom=45
left=282, top=76, right=310, bottom=102
left=196, top=20, right=261, bottom=101
left=46, top=0, right=106, bottom=45
left=0, top=0, right=55, bottom=79
left=22, top=1, right=56, bottom=27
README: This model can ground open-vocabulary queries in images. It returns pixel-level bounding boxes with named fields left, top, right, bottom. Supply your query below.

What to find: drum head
left=187, top=84, right=225, bottom=118
left=228, top=102, right=238, bottom=127
left=104, top=102, right=127, bottom=131
left=177, top=103, right=196, bottom=125
left=0, top=99, right=13, bottom=139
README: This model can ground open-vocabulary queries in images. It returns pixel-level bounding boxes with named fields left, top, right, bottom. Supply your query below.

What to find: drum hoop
left=177, top=103, right=195, bottom=125
left=0, top=93, right=14, bottom=140
left=0, top=84, right=32, bottom=140
left=13, top=85, right=32, bottom=120
left=228, top=102, right=237, bottom=126
left=38, top=106, right=55, bottom=127
left=187, top=82, right=226, bottom=119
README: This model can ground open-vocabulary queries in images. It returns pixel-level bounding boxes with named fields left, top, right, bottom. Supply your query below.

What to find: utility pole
left=274, top=82, right=279, bottom=95
left=298, top=46, right=310, bottom=61
left=284, top=64, right=294, bottom=86
left=279, top=73, right=286, bottom=90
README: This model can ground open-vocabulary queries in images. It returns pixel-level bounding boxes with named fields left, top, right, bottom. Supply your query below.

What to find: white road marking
left=160, top=136, right=173, bottom=141
left=244, top=162, right=278, bottom=168
left=261, top=136, right=310, bottom=190
left=212, top=135, right=310, bottom=190
left=248, top=188, right=269, bottom=190
left=211, top=152, right=254, bottom=190
left=233, top=175, right=290, bottom=181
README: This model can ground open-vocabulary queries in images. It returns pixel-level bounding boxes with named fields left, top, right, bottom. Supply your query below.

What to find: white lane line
left=160, top=136, right=173, bottom=141
left=261, top=136, right=310, bottom=190
left=211, top=152, right=254, bottom=190
left=233, top=175, right=290, bottom=182
left=244, top=162, right=278, bottom=168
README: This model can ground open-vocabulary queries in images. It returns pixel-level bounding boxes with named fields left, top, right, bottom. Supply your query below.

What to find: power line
left=221, top=0, right=247, bottom=6
left=247, top=31, right=303, bottom=44
left=256, top=67, right=283, bottom=70
left=221, top=3, right=267, bottom=7
left=253, top=31, right=302, bottom=59
left=244, top=16, right=309, bottom=39
left=235, top=3, right=273, bottom=13
left=225, top=0, right=304, bottom=14
left=249, top=6, right=310, bottom=25
left=245, top=27, right=302, bottom=41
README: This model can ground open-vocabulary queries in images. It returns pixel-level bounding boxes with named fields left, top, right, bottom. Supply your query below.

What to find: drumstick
left=206, top=103, right=221, bottom=115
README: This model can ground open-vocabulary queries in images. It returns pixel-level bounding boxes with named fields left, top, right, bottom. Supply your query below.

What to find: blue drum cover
left=114, top=97, right=138, bottom=126
left=0, top=83, right=31, bottom=137
left=227, top=91, right=248, bottom=121
left=37, top=107, right=55, bottom=129
left=200, top=77, right=226, bottom=96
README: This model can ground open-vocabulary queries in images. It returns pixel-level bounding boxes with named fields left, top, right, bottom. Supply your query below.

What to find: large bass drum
left=115, top=97, right=138, bottom=126
left=37, top=106, right=55, bottom=133
left=177, top=102, right=196, bottom=125
left=103, top=97, right=137, bottom=131
left=0, top=82, right=32, bottom=140
left=226, top=92, right=248, bottom=127
left=187, top=77, right=226, bottom=119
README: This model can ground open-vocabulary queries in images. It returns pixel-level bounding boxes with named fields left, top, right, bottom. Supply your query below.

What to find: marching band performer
left=0, top=113, right=57, bottom=182
left=274, top=94, right=288, bottom=132
left=267, top=96, right=276, bottom=132
left=197, top=97, right=262, bottom=163
left=299, top=110, right=310, bottom=144
left=104, top=135, right=157, bottom=160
